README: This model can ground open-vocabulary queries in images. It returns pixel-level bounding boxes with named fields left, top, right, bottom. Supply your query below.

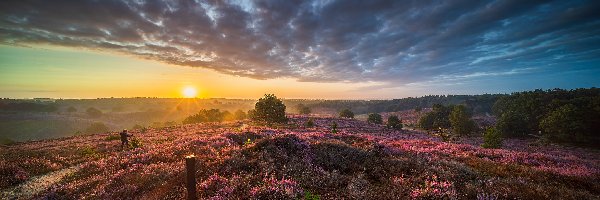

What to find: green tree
left=253, top=94, right=288, bottom=124
left=84, top=122, right=110, bottom=134
left=339, top=109, right=354, bottom=118
left=367, top=113, right=383, bottom=124
left=496, top=110, right=529, bottom=137
left=386, top=115, right=403, bottom=130
left=296, top=104, right=311, bottom=115
left=540, top=104, right=585, bottom=143
left=183, top=109, right=225, bottom=124
left=418, top=104, right=452, bottom=130
left=86, top=107, right=102, bottom=118
left=481, top=127, right=503, bottom=148
left=449, top=105, right=476, bottom=136
left=234, top=109, right=247, bottom=120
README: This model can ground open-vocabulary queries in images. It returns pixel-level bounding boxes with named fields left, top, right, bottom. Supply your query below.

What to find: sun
left=182, top=86, right=198, bottom=98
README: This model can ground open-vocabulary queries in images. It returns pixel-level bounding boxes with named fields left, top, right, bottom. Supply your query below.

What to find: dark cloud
left=1, top=0, right=599, bottom=86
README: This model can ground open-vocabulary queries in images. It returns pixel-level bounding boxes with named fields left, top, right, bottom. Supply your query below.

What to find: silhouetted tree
left=234, top=109, right=247, bottom=120
left=339, top=109, right=354, bottom=118
left=367, top=113, right=383, bottom=124
left=387, top=115, right=403, bottom=130
left=253, top=94, right=288, bottom=124
left=295, top=104, right=311, bottom=115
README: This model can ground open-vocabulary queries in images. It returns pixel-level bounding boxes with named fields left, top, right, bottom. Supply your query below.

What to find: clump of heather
left=249, top=176, right=303, bottom=199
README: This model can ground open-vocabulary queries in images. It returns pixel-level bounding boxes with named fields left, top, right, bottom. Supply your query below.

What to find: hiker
left=120, top=129, right=132, bottom=148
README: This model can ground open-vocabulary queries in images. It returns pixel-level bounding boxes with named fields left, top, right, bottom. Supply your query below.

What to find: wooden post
left=185, top=155, right=197, bottom=200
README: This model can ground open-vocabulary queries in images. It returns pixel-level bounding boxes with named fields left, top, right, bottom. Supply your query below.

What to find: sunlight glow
left=182, top=86, right=198, bottom=98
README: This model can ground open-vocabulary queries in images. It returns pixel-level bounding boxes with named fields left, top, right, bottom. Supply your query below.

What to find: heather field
left=1, top=117, right=598, bottom=200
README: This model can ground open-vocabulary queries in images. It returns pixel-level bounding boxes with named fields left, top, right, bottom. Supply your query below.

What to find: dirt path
left=0, top=165, right=81, bottom=200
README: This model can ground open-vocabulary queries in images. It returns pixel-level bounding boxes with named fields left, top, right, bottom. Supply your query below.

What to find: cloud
left=1, top=0, right=599, bottom=86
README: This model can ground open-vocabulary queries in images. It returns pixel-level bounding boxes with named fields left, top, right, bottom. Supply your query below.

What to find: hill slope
left=1, top=117, right=599, bottom=199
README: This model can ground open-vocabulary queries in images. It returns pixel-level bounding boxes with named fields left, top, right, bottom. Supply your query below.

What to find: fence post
left=186, top=155, right=197, bottom=200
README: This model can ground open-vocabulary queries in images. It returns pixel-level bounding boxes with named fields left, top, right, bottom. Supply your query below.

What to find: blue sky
left=1, top=0, right=599, bottom=99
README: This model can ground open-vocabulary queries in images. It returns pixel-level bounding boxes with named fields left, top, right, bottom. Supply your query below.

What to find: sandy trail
left=0, top=165, right=81, bottom=200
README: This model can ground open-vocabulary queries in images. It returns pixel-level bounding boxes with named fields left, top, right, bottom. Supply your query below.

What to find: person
left=120, top=129, right=132, bottom=148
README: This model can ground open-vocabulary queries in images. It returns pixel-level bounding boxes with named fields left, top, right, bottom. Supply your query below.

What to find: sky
left=1, top=0, right=600, bottom=99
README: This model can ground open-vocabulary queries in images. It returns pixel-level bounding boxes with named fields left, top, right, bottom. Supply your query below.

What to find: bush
left=449, top=105, right=476, bottom=136
left=386, top=115, right=403, bottom=130
left=331, top=122, right=338, bottom=133
left=304, top=118, right=315, bottom=128
left=84, top=122, right=110, bottom=134
left=296, top=104, right=311, bottom=115
left=339, top=109, right=354, bottom=118
left=129, top=138, right=143, bottom=149
left=86, top=107, right=102, bottom=118
left=540, top=104, right=585, bottom=143
left=367, top=113, right=382, bottom=124
left=252, top=94, right=288, bottom=124
left=482, top=127, right=502, bottom=148
left=183, top=109, right=225, bottom=124
left=418, top=104, right=451, bottom=130
left=234, top=109, right=247, bottom=120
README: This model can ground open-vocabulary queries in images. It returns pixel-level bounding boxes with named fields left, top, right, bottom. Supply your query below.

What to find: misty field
left=1, top=116, right=598, bottom=199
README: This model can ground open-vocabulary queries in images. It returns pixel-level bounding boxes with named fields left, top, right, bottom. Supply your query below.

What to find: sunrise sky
left=1, top=0, right=600, bottom=99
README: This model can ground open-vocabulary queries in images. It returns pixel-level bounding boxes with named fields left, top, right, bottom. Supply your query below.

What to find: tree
left=418, top=104, right=451, bottom=130
left=66, top=106, right=77, bottom=113
left=253, top=94, right=288, bottom=124
left=496, top=110, right=529, bottom=137
left=295, top=104, right=311, bottom=115
left=386, top=115, right=403, bottom=130
left=449, top=105, right=476, bottom=136
left=339, top=109, right=354, bottom=119
left=481, top=127, right=503, bottom=148
left=540, top=104, right=585, bottom=143
left=84, top=122, right=110, bottom=134
left=367, top=113, right=383, bottom=124
left=86, top=107, right=102, bottom=118
left=183, top=109, right=225, bottom=124
left=234, top=109, right=247, bottom=120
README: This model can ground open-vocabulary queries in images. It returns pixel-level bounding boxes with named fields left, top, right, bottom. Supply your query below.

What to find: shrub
left=252, top=94, right=288, bottom=124
left=86, top=107, right=102, bottom=118
left=449, top=105, right=476, bottom=136
left=304, top=191, right=321, bottom=200
left=296, top=104, right=311, bottom=115
left=481, top=127, right=502, bottom=148
left=105, top=134, right=120, bottom=141
left=234, top=109, right=247, bottom=120
left=367, top=113, right=383, bottom=124
left=305, top=118, right=315, bottom=128
left=386, top=115, right=403, bottom=130
left=540, top=104, right=585, bottom=143
left=418, top=104, right=451, bottom=130
left=84, top=122, right=110, bottom=134
left=129, top=138, right=143, bottom=149
left=183, top=109, right=225, bottom=124
left=339, top=109, right=354, bottom=118
left=331, top=122, right=338, bottom=133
